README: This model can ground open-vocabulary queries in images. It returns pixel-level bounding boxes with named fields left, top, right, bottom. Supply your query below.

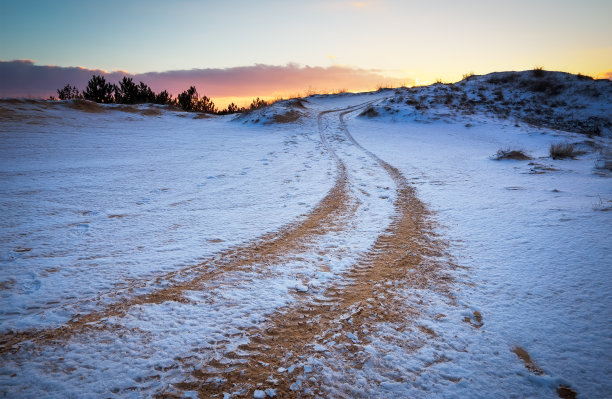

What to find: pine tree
left=136, top=81, right=155, bottom=103
left=57, top=84, right=82, bottom=100
left=116, top=77, right=138, bottom=104
left=154, top=90, right=172, bottom=105
left=250, top=97, right=268, bottom=110
left=83, top=75, right=114, bottom=103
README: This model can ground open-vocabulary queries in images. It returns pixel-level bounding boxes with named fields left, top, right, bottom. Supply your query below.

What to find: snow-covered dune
left=365, top=70, right=612, bottom=137
left=0, top=72, right=610, bottom=398
left=0, top=100, right=335, bottom=332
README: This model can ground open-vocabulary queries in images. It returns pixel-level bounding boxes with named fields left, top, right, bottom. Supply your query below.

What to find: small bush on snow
left=550, top=142, right=578, bottom=159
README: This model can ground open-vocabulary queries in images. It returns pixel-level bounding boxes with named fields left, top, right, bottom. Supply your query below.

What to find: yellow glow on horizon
left=212, top=89, right=355, bottom=110
left=211, top=64, right=611, bottom=109
left=212, top=85, right=375, bottom=109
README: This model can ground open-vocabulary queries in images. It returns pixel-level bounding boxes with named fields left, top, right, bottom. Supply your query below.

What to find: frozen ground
left=0, top=101, right=337, bottom=333
left=0, top=71, right=611, bottom=398
left=346, top=110, right=612, bottom=398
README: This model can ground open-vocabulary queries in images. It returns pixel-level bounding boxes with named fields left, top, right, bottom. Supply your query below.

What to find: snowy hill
left=363, top=70, right=612, bottom=137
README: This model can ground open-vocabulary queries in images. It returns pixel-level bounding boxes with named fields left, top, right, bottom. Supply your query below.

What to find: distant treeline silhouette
left=56, top=75, right=267, bottom=114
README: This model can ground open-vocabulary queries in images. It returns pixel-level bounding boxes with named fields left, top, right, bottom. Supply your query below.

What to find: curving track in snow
left=1, top=100, right=454, bottom=398
left=172, top=103, right=454, bottom=397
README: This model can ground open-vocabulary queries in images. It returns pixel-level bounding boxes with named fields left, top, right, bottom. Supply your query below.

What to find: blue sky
left=1, top=0, right=610, bottom=100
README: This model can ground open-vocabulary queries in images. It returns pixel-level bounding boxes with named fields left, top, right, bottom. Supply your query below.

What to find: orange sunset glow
left=1, top=1, right=610, bottom=105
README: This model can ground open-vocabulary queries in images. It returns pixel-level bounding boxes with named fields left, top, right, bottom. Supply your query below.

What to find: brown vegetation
left=359, top=106, right=379, bottom=118
left=66, top=99, right=105, bottom=113
left=512, top=346, right=544, bottom=375
left=549, top=142, right=577, bottom=159
left=271, top=110, right=302, bottom=124
left=492, top=149, right=531, bottom=161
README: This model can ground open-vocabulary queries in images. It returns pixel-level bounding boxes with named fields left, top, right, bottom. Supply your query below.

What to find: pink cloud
left=0, top=60, right=412, bottom=100
left=0, top=60, right=125, bottom=98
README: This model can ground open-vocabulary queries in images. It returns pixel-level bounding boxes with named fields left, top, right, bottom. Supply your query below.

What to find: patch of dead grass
left=492, top=149, right=531, bottom=161
left=271, top=110, right=302, bottom=124
left=512, top=346, right=544, bottom=375
left=550, top=142, right=578, bottom=159
left=140, top=108, right=162, bottom=116
left=66, top=99, right=105, bottom=113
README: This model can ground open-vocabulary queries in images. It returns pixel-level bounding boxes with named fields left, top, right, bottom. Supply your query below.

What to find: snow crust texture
left=1, top=72, right=610, bottom=398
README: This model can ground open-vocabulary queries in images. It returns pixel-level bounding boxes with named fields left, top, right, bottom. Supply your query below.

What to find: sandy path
left=171, top=105, right=454, bottom=397
left=0, top=112, right=357, bottom=354
left=1, top=101, right=455, bottom=398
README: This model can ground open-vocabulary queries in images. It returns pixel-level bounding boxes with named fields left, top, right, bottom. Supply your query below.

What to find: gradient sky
left=1, top=0, right=611, bottom=104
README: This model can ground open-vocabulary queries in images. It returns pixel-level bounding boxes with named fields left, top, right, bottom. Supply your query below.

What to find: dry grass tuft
left=492, top=149, right=531, bottom=161
left=0, top=105, right=18, bottom=121
left=271, top=110, right=302, bottom=124
left=286, top=99, right=307, bottom=109
left=115, top=105, right=140, bottom=114
left=140, top=108, right=162, bottom=116
left=67, top=99, right=105, bottom=113
left=532, top=66, right=545, bottom=78
left=550, top=142, right=577, bottom=159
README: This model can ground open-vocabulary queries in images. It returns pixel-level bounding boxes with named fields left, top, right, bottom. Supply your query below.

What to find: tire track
left=0, top=107, right=360, bottom=354
left=172, top=104, right=454, bottom=397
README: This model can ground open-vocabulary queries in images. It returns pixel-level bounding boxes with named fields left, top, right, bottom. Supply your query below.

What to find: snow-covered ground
left=0, top=102, right=336, bottom=333
left=346, top=110, right=611, bottom=398
left=1, top=71, right=611, bottom=398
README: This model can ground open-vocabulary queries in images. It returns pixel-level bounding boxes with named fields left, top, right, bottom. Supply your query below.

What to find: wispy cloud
left=600, top=70, right=612, bottom=80
left=0, top=60, right=412, bottom=101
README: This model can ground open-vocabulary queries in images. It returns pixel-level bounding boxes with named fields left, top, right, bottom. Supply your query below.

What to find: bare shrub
left=532, top=66, right=545, bottom=78
left=550, top=142, right=577, bottom=159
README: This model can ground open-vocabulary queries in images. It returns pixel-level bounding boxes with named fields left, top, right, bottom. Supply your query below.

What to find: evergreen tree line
left=56, top=74, right=268, bottom=114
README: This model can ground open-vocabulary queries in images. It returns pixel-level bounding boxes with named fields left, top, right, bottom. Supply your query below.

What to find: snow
left=1, top=74, right=610, bottom=398
left=343, top=96, right=611, bottom=397
left=0, top=102, right=335, bottom=333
